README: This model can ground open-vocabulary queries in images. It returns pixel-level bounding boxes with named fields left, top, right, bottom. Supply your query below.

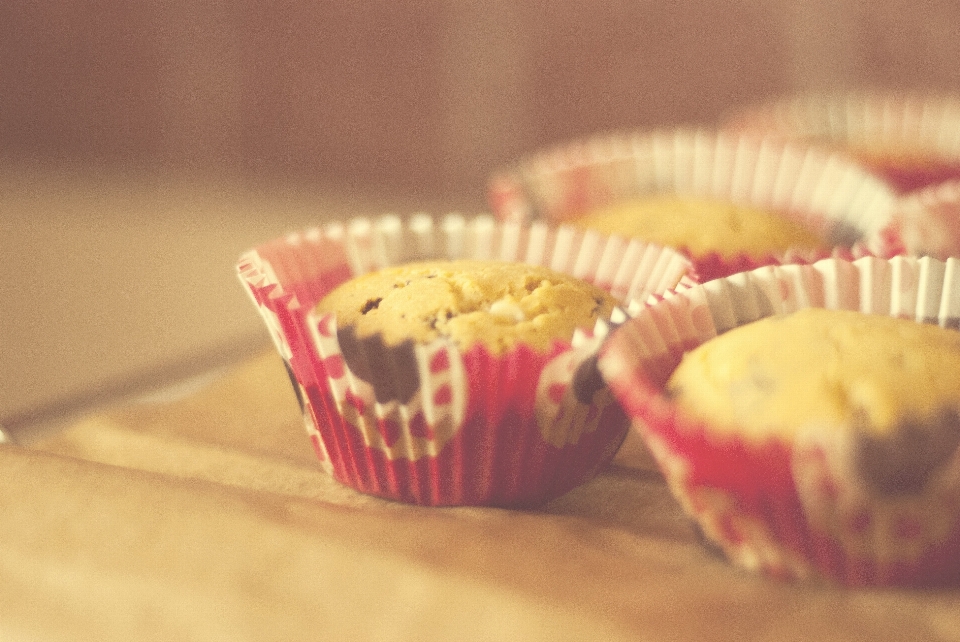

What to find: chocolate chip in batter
left=337, top=324, right=420, bottom=404
left=827, top=220, right=864, bottom=247
left=853, top=407, right=960, bottom=496
left=572, top=354, right=607, bottom=405
left=360, top=297, right=382, bottom=314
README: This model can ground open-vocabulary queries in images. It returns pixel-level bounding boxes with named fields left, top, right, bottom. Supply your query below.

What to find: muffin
left=315, top=259, right=617, bottom=355
left=727, top=92, right=960, bottom=193
left=570, top=195, right=827, bottom=260
left=238, top=213, right=694, bottom=507
left=489, top=128, right=897, bottom=280
left=668, top=308, right=960, bottom=441
left=598, top=255, right=960, bottom=585
left=890, top=179, right=960, bottom=259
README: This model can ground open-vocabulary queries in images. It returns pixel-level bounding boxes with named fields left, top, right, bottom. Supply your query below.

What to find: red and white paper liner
left=238, top=213, right=695, bottom=507
left=727, top=92, right=960, bottom=194
left=597, top=255, right=960, bottom=586
left=488, top=128, right=898, bottom=281
left=890, top=180, right=960, bottom=260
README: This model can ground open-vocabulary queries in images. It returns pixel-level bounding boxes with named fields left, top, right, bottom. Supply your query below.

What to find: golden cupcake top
left=315, top=259, right=618, bottom=354
left=574, top=196, right=826, bottom=258
left=666, top=308, right=960, bottom=438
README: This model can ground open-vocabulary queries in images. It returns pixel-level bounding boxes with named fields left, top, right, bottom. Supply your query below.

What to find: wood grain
left=2, top=352, right=957, bottom=640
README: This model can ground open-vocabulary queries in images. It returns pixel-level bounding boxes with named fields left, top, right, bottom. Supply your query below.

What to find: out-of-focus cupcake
left=237, top=213, right=694, bottom=507
left=891, top=179, right=960, bottom=259
left=727, top=92, right=960, bottom=193
left=489, top=128, right=898, bottom=281
left=598, top=255, right=960, bottom=586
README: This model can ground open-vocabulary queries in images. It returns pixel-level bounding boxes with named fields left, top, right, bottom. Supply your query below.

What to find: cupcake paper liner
left=597, top=255, right=960, bottom=585
left=489, top=128, right=898, bottom=280
left=727, top=92, right=960, bottom=193
left=238, top=213, right=694, bottom=507
left=890, top=179, right=960, bottom=260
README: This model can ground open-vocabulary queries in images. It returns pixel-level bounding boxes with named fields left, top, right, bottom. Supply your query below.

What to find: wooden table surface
left=4, top=351, right=960, bottom=641
left=5, top=166, right=960, bottom=641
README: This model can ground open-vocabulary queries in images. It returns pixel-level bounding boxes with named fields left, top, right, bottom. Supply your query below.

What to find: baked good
left=239, top=215, right=695, bottom=507
left=489, top=128, right=897, bottom=281
left=667, top=306, right=960, bottom=507
left=667, top=308, right=960, bottom=443
left=315, top=259, right=618, bottom=354
left=598, top=256, right=960, bottom=586
left=573, top=196, right=826, bottom=259
left=893, top=180, right=960, bottom=259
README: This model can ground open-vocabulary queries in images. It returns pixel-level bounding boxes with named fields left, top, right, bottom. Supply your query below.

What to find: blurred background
left=7, top=0, right=960, bottom=204
left=3, top=0, right=960, bottom=431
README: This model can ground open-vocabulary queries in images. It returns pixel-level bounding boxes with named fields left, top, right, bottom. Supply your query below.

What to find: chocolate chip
left=827, top=220, right=864, bottom=246
left=591, top=296, right=605, bottom=315
left=336, top=324, right=420, bottom=404
left=853, top=407, right=960, bottom=496
left=748, top=369, right=776, bottom=395
left=360, top=297, right=382, bottom=314
left=572, top=354, right=607, bottom=404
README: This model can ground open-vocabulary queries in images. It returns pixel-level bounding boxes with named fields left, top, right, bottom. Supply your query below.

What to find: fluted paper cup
left=238, top=213, right=694, bottom=507
left=890, top=180, right=960, bottom=260
left=728, top=92, right=960, bottom=193
left=489, top=128, right=898, bottom=280
left=598, top=255, right=960, bottom=585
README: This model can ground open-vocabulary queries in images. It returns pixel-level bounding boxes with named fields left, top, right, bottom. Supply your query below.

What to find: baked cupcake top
left=315, top=259, right=618, bottom=354
left=666, top=308, right=960, bottom=439
left=573, top=196, right=826, bottom=258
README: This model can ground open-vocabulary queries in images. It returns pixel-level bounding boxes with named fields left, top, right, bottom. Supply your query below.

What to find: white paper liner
left=728, top=92, right=960, bottom=196
left=893, top=180, right=960, bottom=259
left=728, top=92, right=960, bottom=161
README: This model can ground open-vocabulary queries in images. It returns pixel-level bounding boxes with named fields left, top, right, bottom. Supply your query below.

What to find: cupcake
left=727, top=92, right=960, bottom=193
left=570, top=195, right=826, bottom=260
left=237, top=213, right=694, bottom=507
left=316, top=260, right=618, bottom=354
left=890, top=179, right=960, bottom=259
left=597, top=255, right=960, bottom=585
left=489, top=128, right=898, bottom=281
